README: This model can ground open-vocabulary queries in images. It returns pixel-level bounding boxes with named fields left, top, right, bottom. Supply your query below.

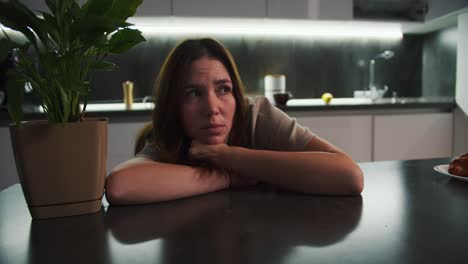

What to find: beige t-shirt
left=137, top=96, right=315, bottom=160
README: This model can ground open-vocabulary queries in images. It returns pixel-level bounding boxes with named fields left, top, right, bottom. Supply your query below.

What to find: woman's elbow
left=105, top=171, right=128, bottom=205
left=346, top=165, right=364, bottom=195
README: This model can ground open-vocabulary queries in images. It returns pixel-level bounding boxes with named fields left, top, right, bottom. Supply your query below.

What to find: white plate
left=434, top=164, right=468, bottom=182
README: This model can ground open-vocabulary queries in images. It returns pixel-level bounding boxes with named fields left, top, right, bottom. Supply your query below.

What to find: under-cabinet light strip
left=0, top=17, right=403, bottom=40
left=129, top=17, right=403, bottom=40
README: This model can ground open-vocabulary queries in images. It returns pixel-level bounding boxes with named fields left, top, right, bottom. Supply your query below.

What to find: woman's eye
left=186, top=89, right=201, bottom=97
left=218, top=86, right=232, bottom=95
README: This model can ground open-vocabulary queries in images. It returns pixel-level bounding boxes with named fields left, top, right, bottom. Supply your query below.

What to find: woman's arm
left=190, top=136, right=364, bottom=195
left=105, top=157, right=230, bottom=205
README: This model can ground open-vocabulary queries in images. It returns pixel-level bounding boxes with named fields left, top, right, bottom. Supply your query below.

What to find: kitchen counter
left=280, top=96, right=455, bottom=112
left=2, top=158, right=468, bottom=264
left=0, top=96, right=456, bottom=125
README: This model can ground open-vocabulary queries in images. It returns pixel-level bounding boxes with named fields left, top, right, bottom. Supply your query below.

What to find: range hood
left=353, top=0, right=429, bottom=21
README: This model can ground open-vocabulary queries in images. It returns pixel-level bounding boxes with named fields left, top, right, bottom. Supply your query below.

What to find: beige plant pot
left=9, top=118, right=108, bottom=219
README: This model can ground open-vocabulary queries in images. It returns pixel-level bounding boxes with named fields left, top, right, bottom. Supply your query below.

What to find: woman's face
left=180, top=57, right=236, bottom=145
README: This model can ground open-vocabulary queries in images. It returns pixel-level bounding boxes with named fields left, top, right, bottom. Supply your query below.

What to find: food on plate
left=448, top=153, right=468, bottom=177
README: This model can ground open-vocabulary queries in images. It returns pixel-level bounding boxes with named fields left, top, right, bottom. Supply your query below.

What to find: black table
left=1, top=158, right=468, bottom=264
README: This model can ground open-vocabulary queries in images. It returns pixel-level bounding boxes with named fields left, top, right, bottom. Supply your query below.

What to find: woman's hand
left=189, top=141, right=231, bottom=168
left=189, top=141, right=258, bottom=188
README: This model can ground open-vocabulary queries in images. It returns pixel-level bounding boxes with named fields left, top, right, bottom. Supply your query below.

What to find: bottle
left=392, top=91, right=397, bottom=103
left=122, top=81, right=134, bottom=110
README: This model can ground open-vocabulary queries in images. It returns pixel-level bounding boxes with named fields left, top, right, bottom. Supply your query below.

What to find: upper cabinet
left=170, top=0, right=353, bottom=20
left=135, top=0, right=172, bottom=17
left=267, top=0, right=353, bottom=20
left=316, top=0, right=353, bottom=20
left=267, top=0, right=310, bottom=19
left=14, top=0, right=468, bottom=22
left=353, top=0, right=468, bottom=22
left=425, top=0, right=468, bottom=21
left=172, top=0, right=266, bottom=18
left=16, top=0, right=172, bottom=17
left=353, top=0, right=429, bottom=21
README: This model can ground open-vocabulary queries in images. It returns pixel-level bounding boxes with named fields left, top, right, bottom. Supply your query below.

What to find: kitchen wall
left=454, top=12, right=468, bottom=155
left=422, top=26, right=458, bottom=97
left=2, top=22, right=458, bottom=104
left=90, top=33, right=425, bottom=102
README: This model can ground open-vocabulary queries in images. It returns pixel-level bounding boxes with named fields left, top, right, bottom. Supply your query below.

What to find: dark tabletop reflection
left=5, top=159, right=468, bottom=264
left=106, top=187, right=362, bottom=264
left=28, top=209, right=109, bottom=264
left=398, top=158, right=468, bottom=264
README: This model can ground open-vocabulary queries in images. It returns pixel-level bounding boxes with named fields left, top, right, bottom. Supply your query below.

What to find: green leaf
left=0, top=1, right=39, bottom=49
left=0, top=39, right=18, bottom=61
left=88, top=60, right=118, bottom=71
left=39, top=12, right=59, bottom=45
left=41, top=12, right=56, bottom=27
left=65, top=1, right=81, bottom=21
left=107, top=0, right=143, bottom=21
left=55, top=0, right=78, bottom=21
left=45, top=0, right=57, bottom=14
left=56, top=80, right=71, bottom=122
left=108, top=28, right=145, bottom=53
left=82, top=0, right=114, bottom=16
left=1, top=0, right=146, bottom=124
left=71, top=15, right=131, bottom=45
left=6, top=69, right=25, bottom=124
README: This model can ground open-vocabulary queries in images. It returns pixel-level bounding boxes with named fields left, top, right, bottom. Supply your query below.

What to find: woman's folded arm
left=105, top=157, right=230, bottom=205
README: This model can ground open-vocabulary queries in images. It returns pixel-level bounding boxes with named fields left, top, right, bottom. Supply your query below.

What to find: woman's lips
left=203, top=124, right=225, bottom=135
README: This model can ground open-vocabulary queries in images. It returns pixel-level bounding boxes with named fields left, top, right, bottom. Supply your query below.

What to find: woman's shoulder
left=246, top=96, right=314, bottom=151
left=247, top=96, right=276, bottom=116
left=247, top=96, right=270, bottom=107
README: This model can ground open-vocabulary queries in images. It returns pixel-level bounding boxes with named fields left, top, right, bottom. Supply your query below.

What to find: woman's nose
left=205, top=93, right=220, bottom=116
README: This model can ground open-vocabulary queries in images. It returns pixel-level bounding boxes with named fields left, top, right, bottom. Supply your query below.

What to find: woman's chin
left=201, top=136, right=227, bottom=145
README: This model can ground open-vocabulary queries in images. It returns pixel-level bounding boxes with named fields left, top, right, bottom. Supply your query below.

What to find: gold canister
left=122, top=81, right=134, bottom=110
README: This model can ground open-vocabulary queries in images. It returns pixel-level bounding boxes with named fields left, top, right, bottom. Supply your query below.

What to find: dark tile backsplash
left=5, top=26, right=457, bottom=104
left=91, top=33, right=427, bottom=101
left=422, top=26, right=458, bottom=97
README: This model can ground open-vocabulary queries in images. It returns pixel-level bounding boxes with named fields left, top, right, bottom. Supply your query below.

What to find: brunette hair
left=134, top=38, right=250, bottom=164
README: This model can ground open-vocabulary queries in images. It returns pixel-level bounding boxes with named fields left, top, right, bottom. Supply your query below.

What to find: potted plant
left=0, top=0, right=145, bottom=219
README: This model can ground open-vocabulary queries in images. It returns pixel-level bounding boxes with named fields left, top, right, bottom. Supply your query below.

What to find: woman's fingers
left=189, top=143, right=229, bottom=167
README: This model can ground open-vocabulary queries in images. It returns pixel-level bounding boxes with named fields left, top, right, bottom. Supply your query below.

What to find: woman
left=105, top=38, right=364, bottom=205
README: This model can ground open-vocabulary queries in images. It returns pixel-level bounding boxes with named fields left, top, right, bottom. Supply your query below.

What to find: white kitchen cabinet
left=267, top=0, right=353, bottom=20
left=0, top=127, right=18, bottom=191
left=292, top=114, right=373, bottom=162
left=107, top=121, right=148, bottom=173
left=173, top=0, right=266, bottom=18
left=0, top=110, right=454, bottom=191
left=373, top=113, right=453, bottom=161
left=453, top=107, right=468, bottom=156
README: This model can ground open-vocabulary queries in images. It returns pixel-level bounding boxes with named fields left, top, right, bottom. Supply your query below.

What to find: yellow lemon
left=321, top=92, right=333, bottom=104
